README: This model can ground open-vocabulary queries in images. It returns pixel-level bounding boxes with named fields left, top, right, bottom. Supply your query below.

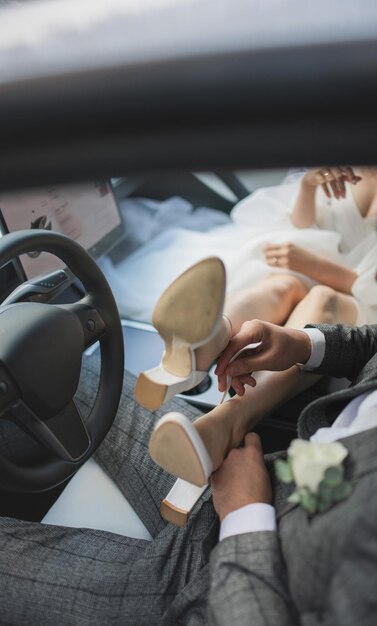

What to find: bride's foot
left=149, top=413, right=214, bottom=486
left=134, top=257, right=230, bottom=411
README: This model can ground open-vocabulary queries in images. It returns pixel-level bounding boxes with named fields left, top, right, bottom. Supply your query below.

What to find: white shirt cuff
left=297, top=328, right=326, bottom=370
left=219, top=503, right=276, bottom=542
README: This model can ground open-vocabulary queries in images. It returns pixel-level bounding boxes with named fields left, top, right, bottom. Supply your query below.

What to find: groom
left=0, top=321, right=376, bottom=625
left=208, top=320, right=377, bottom=625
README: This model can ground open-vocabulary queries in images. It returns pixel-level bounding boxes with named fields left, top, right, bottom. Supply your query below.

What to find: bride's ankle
left=194, top=413, right=233, bottom=472
left=195, top=315, right=232, bottom=372
left=194, top=399, right=261, bottom=471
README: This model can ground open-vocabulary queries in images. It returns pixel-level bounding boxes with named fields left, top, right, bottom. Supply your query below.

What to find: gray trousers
left=0, top=354, right=219, bottom=625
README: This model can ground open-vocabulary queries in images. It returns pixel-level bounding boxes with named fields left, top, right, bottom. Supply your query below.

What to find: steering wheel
left=0, top=230, right=124, bottom=492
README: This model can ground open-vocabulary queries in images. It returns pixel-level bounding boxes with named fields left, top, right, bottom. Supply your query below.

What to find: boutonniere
left=275, top=439, right=354, bottom=515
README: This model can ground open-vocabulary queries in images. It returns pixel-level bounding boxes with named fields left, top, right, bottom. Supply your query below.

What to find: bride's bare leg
left=224, top=273, right=308, bottom=333
left=194, top=366, right=316, bottom=471
left=196, top=285, right=357, bottom=470
left=285, top=285, right=358, bottom=327
left=195, top=273, right=308, bottom=370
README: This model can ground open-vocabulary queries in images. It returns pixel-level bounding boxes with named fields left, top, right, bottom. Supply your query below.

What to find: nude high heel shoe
left=134, top=257, right=226, bottom=411
left=149, top=412, right=213, bottom=487
left=149, top=344, right=262, bottom=487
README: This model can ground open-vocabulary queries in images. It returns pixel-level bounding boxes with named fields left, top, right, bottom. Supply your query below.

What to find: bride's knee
left=304, top=285, right=339, bottom=322
left=265, top=273, right=307, bottom=301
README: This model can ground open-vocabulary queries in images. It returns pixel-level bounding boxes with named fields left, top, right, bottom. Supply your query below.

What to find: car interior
left=0, top=0, right=377, bottom=566
left=0, top=171, right=313, bottom=533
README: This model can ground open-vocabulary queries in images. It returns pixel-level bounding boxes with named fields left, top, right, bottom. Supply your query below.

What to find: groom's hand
left=211, top=433, right=272, bottom=522
left=215, top=319, right=312, bottom=395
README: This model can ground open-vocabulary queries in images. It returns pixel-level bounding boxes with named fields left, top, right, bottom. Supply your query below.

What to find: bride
left=133, top=165, right=377, bottom=488
left=113, top=166, right=376, bottom=328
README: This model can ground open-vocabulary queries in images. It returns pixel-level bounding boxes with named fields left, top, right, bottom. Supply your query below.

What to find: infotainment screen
left=0, top=181, right=124, bottom=280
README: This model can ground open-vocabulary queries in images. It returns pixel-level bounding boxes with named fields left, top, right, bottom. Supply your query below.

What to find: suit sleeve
left=305, top=323, right=377, bottom=381
left=209, top=531, right=298, bottom=626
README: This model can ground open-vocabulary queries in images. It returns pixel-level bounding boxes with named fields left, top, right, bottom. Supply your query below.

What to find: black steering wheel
left=0, top=230, right=124, bottom=492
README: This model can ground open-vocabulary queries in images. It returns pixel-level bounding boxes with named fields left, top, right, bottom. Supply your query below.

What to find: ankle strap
left=222, top=314, right=232, bottom=334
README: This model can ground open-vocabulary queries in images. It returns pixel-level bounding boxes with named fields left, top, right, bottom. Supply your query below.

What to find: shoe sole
left=153, top=256, right=225, bottom=376
left=149, top=420, right=208, bottom=487
left=135, top=257, right=225, bottom=410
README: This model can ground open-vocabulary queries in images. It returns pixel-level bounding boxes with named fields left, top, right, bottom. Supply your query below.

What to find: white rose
left=287, top=439, right=348, bottom=493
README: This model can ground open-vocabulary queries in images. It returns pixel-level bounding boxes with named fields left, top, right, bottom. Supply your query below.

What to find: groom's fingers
left=230, top=374, right=256, bottom=396
left=217, top=372, right=256, bottom=395
left=217, top=372, right=228, bottom=392
left=215, top=338, right=248, bottom=375
left=244, top=432, right=263, bottom=451
left=215, top=336, right=263, bottom=376
left=238, top=374, right=256, bottom=388
left=227, top=354, right=260, bottom=378
left=231, top=378, right=246, bottom=396
left=217, top=352, right=258, bottom=380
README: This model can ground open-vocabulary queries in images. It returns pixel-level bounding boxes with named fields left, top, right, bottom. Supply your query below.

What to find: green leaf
left=275, top=459, right=293, bottom=484
left=323, top=466, right=344, bottom=487
left=300, top=491, right=318, bottom=515
left=332, top=480, right=353, bottom=502
left=318, top=480, right=334, bottom=504
left=317, top=497, right=333, bottom=513
left=287, top=490, right=301, bottom=504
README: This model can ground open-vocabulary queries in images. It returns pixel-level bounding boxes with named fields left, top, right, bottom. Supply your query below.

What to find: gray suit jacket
left=209, top=324, right=377, bottom=626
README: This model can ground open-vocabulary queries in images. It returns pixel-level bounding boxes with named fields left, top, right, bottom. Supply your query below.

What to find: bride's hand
left=263, top=242, right=316, bottom=274
left=302, top=166, right=362, bottom=200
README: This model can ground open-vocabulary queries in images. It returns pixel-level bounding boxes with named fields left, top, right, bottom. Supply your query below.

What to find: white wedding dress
left=101, top=178, right=377, bottom=325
